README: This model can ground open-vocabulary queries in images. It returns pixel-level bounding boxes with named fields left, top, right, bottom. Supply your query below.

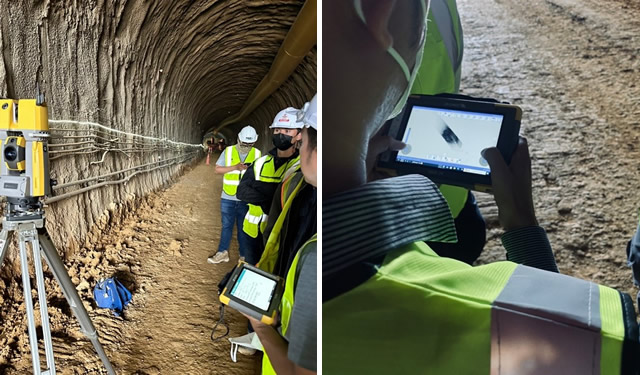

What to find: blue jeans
left=218, top=198, right=251, bottom=258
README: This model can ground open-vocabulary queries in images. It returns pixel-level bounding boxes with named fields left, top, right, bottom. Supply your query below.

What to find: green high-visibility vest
left=221, top=146, right=260, bottom=196
left=412, top=0, right=463, bottom=95
left=257, top=172, right=306, bottom=273
left=412, top=0, right=468, bottom=218
left=242, top=154, right=300, bottom=238
left=324, top=242, right=637, bottom=374
left=261, top=234, right=316, bottom=375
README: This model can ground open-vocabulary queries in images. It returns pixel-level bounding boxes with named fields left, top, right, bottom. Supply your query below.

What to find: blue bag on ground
left=93, top=278, right=132, bottom=316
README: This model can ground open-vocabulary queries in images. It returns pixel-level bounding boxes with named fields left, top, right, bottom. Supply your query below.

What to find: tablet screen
left=396, top=105, right=503, bottom=175
left=230, top=268, right=277, bottom=311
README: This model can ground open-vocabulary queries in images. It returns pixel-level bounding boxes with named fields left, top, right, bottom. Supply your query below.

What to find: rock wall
left=0, top=0, right=316, bottom=270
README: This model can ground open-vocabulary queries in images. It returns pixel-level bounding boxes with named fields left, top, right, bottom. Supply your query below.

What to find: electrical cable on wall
left=39, top=119, right=204, bottom=205
left=45, top=152, right=199, bottom=205
left=49, top=119, right=203, bottom=148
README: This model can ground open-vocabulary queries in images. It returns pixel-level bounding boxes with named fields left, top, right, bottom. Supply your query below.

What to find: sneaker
left=228, top=332, right=262, bottom=362
left=207, top=251, right=229, bottom=264
left=237, top=346, right=256, bottom=356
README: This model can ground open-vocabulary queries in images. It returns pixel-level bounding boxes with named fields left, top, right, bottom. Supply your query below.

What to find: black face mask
left=272, top=133, right=294, bottom=151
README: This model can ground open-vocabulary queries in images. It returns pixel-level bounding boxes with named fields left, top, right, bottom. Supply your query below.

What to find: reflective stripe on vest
left=323, top=242, right=636, bottom=374
left=262, top=234, right=317, bottom=375
left=243, top=204, right=268, bottom=239
left=255, top=155, right=301, bottom=183
left=242, top=155, right=301, bottom=237
left=411, top=0, right=463, bottom=95
left=431, top=0, right=463, bottom=76
left=222, top=146, right=260, bottom=196
left=257, top=172, right=306, bottom=273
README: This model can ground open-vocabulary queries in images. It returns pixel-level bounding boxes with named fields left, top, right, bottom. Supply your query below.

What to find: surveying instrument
left=0, top=92, right=116, bottom=374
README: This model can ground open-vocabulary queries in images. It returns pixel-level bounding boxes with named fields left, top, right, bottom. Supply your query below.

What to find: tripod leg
left=0, top=228, right=11, bottom=268
left=30, top=238, right=56, bottom=374
left=37, top=229, right=116, bottom=375
left=18, top=236, right=43, bottom=374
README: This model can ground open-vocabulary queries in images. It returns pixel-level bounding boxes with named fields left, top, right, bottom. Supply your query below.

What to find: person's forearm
left=502, top=226, right=558, bottom=273
left=252, top=323, right=297, bottom=375
left=237, top=181, right=273, bottom=206
left=236, top=184, right=266, bottom=205
left=215, top=165, right=238, bottom=174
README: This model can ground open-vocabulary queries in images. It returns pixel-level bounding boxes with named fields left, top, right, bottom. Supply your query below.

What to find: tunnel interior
left=0, top=0, right=316, bottom=257
left=0, top=2, right=316, bottom=371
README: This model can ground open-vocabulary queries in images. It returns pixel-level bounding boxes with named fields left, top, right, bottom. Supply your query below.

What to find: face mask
left=353, top=0, right=427, bottom=119
left=236, top=140, right=252, bottom=153
left=272, top=133, right=294, bottom=151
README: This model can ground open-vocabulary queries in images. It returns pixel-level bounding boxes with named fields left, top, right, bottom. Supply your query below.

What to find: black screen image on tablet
left=397, top=106, right=503, bottom=176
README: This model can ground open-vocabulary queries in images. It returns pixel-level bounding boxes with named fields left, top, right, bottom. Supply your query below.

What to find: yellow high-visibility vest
left=242, top=154, right=300, bottom=238
left=222, top=145, right=260, bottom=196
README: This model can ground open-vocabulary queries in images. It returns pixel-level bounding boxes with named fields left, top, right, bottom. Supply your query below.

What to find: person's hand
left=366, top=122, right=406, bottom=181
left=235, top=163, right=248, bottom=171
left=243, top=313, right=263, bottom=328
left=482, top=137, right=538, bottom=231
left=242, top=312, right=278, bottom=328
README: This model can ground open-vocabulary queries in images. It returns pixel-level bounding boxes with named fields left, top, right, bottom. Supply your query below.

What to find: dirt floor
left=3, top=0, right=640, bottom=373
left=460, top=0, right=640, bottom=297
left=0, top=160, right=259, bottom=374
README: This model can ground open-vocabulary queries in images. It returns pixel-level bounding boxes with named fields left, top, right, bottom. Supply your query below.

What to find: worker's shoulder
left=256, top=153, right=272, bottom=160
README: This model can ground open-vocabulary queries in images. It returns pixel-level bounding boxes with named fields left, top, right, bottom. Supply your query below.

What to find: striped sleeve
left=501, top=226, right=558, bottom=273
left=323, top=175, right=457, bottom=277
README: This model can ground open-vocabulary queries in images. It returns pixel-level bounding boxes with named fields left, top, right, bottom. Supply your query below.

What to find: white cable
left=49, top=119, right=203, bottom=148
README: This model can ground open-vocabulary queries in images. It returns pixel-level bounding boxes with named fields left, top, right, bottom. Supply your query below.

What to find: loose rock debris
left=0, top=162, right=258, bottom=374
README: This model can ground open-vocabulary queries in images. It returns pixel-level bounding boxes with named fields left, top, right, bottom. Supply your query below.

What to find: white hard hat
left=238, top=126, right=258, bottom=143
left=270, top=107, right=304, bottom=129
left=300, top=94, right=317, bottom=130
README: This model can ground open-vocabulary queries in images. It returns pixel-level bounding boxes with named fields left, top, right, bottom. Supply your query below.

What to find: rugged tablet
left=219, top=261, right=284, bottom=325
left=377, top=94, right=522, bottom=192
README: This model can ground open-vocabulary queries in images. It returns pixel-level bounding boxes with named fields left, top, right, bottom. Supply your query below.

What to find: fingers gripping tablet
left=219, top=262, right=284, bottom=325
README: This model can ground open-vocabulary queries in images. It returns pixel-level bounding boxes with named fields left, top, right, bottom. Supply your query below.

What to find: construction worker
left=257, top=99, right=317, bottom=279
left=207, top=126, right=261, bottom=264
left=324, top=1, right=639, bottom=373
left=247, top=94, right=317, bottom=375
left=236, top=107, right=302, bottom=265
left=386, top=0, right=485, bottom=264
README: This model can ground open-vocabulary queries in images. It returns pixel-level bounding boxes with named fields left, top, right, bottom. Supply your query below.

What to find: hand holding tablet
left=377, top=94, right=522, bottom=192
left=219, top=262, right=284, bottom=325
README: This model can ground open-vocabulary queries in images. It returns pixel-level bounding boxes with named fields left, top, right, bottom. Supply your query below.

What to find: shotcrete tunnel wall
left=0, top=0, right=317, bottom=276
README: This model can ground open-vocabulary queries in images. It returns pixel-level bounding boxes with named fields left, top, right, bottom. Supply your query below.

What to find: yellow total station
left=0, top=99, right=51, bottom=198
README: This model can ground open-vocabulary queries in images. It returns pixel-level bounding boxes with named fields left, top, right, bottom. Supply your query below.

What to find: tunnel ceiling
left=0, top=0, right=317, bottom=146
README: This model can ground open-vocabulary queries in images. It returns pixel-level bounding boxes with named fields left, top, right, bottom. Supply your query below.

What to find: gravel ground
left=0, top=160, right=258, bottom=374
left=459, top=0, right=640, bottom=297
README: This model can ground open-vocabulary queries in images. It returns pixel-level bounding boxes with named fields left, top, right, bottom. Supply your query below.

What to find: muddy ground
left=461, top=0, right=640, bottom=297
left=0, top=160, right=258, bottom=374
